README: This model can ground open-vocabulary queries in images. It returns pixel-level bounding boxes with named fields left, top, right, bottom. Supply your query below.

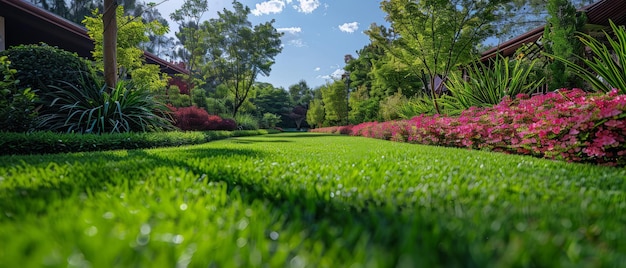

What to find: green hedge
left=0, top=129, right=277, bottom=155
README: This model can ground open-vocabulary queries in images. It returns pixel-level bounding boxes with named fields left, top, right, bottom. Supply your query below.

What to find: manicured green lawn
left=1, top=132, right=625, bottom=267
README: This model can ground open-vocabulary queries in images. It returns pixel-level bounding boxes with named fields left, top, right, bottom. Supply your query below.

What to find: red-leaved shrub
left=171, top=106, right=211, bottom=131
left=207, top=115, right=236, bottom=131
left=170, top=106, right=236, bottom=131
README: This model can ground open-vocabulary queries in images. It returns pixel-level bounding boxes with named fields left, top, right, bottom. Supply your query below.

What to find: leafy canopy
left=202, top=1, right=283, bottom=116
left=370, top=0, right=509, bottom=113
left=83, top=6, right=169, bottom=91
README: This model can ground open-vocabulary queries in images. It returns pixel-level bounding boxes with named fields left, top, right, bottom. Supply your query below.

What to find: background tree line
left=306, top=0, right=596, bottom=128
left=28, top=0, right=598, bottom=130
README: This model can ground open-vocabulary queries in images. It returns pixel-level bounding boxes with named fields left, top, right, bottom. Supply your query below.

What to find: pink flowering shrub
left=311, top=89, right=626, bottom=166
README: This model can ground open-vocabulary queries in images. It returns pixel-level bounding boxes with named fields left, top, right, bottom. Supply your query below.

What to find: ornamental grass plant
left=37, top=80, right=174, bottom=134
left=443, top=56, right=545, bottom=115
left=551, top=20, right=626, bottom=93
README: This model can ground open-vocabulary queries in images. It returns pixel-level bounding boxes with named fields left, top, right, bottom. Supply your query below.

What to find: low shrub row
left=0, top=129, right=275, bottom=155
left=312, top=89, right=626, bottom=166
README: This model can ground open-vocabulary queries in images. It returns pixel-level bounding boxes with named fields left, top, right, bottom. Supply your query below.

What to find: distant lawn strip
left=1, top=133, right=625, bottom=266
left=0, top=129, right=277, bottom=155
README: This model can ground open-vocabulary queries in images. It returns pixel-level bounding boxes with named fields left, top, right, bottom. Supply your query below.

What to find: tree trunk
left=103, top=0, right=117, bottom=93
left=430, top=75, right=441, bottom=114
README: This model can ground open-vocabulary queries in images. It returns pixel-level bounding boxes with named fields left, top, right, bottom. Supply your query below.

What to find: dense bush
left=0, top=56, right=38, bottom=132
left=313, top=89, right=626, bottom=166
left=171, top=106, right=211, bottom=131
left=171, top=106, right=236, bottom=131
left=235, top=113, right=260, bottom=130
left=207, top=115, right=237, bottom=131
left=0, top=43, right=96, bottom=98
left=260, top=112, right=281, bottom=128
left=37, top=80, right=173, bottom=134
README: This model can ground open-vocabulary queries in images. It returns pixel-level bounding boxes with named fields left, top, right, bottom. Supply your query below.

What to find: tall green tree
left=320, top=80, right=348, bottom=125
left=253, top=83, right=291, bottom=118
left=543, top=0, right=585, bottom=90
left=170, top=0, right=209, bottom=75
left=203, top=1, right=283, bottom=116
left=370, top=0, right=508, bottom=113
left=288, top=80, right=313, bottom=107
left=306, top=99, right=325, bottom=128
left=348, top=86, right=379, bottom=124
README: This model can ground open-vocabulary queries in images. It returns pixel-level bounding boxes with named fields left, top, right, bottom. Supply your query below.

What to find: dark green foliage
left=0, top=56, right=38, bottom=132
left=543, top=0, right=585, bottom=90
left=260, top=112, right=281, bottom=128
left=253, top=83, right=291, bottom=117
left=0, top=129, right=270, bottom=155
left=37, top=80, right=174, bottom=134
left=191, top=88, right=208, bottom=110
left=0, top=43, right=96, bottom=102
left=552, top=20, right=626, bottom=93
left=235, top=113, right=260, bottom=130
left=288, top=80, right=313, bottom=106
left=349, top=86, right=380, bottom=123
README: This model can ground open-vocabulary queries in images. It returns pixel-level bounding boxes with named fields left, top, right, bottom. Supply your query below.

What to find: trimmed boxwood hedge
left=0, top=129, right=276, bottom=155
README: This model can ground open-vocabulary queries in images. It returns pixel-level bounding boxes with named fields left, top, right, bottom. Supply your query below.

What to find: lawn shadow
left=120, top=149, right=478, bottom=266
left=0, top=146, right=264, bottom=221
left=268, top=133, right=341, bottom=138
left=230, top=138, right=293, bottom=144
left=0, top=141, right=498, bottom=266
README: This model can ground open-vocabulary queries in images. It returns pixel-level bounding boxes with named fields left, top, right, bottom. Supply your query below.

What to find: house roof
left=480, top=0, right=626, bottom=62
left=0, top=0, right=188, bottom=75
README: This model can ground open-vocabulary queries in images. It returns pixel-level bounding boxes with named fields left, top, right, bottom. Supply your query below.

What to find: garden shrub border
left=0, top=129, right=278, bottom=155
left=311, top=89, right=626, bottom=166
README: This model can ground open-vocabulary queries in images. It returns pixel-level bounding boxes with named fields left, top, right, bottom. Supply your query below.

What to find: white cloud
left=277, top=27, right=302, bottom=35
left=293, top=0, right=320, bottom=14
left=317, top=69, right=345, bottom=80
left=278, top=27, right=306, bottom=47
left=288, top=39, right=307, bottom=47
left=252, top=0, right=286, bottom=16
left=330, top=69, right=346, bottom=79
left=314, top=67, right=321, bottom=71
left=339, top=22, right=359, bottom=33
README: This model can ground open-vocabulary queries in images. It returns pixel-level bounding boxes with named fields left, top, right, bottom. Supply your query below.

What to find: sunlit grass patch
left=0, top=133, right=624, bottom=266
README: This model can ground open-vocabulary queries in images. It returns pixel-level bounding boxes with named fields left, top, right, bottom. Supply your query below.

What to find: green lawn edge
left=0, top=133, right=624, bottom=266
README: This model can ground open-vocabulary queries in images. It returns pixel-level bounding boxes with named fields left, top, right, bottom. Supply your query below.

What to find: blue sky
left=157, top=0, right=389, bottom=89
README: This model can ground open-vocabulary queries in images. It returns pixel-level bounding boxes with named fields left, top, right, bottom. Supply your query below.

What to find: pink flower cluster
left=311, top=89, right=626, bottom=166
